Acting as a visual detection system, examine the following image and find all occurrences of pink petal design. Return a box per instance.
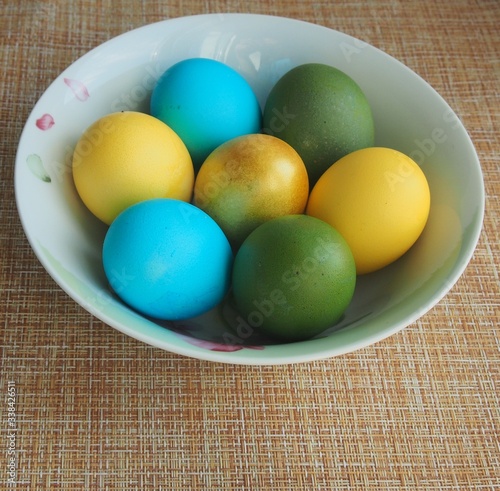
[36,113,55,130]
[176,333,264,352]
[64,77,90,101]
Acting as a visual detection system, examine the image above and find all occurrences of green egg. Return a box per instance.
[232,215,356,342]
[263,63,375,186]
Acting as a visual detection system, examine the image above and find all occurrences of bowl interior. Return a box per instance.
[15,14,484,364]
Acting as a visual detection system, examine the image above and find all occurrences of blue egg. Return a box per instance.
[150,58,262,170]
[102,198,233,320]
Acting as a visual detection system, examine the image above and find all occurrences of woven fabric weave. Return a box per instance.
[1,1,499,489]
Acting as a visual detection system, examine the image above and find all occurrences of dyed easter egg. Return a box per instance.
[102,198,233,320]
[150,58,262,170]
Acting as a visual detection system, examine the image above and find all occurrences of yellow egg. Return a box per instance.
[73,111,194,225]
[306,147,431,275]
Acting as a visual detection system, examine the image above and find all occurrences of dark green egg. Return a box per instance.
[263,63,375,186]
[232,215,356,342]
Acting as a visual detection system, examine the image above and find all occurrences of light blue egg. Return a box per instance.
[150,58,262,170]
[102,198,233,320]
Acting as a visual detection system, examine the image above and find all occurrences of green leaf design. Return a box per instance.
[26,154,51,183]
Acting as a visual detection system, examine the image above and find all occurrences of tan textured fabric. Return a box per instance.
[1,1,499,489]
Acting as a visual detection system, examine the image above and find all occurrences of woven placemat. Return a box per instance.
[1,1,499,489]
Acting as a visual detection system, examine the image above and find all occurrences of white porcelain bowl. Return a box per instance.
[15,14,484,364]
